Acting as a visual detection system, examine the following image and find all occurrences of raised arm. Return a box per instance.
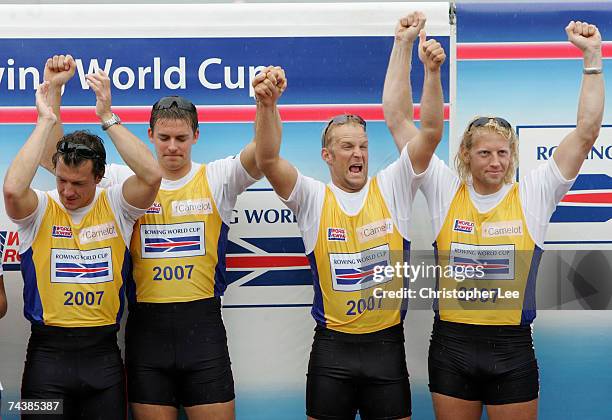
[4,82,57,219]
[383,12,446,174]
[383,11,425,151]
[86,70,161,209]
[41,54,76,173]
[253,66,298,200]
[238,69,278,180]
[553,21,605,180]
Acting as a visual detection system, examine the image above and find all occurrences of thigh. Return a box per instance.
[306,336,358,420]
[22,341,79,420]
[358,340,411,420]
[307,373,357,420]
[358,380,411,420]
[486,399,538,420]
[184,400,235,420]
[432,392,483,420]
[131,403,178,420]
[126,314,178,406]
[428,327,480,401]
[175,316,235,407]
[22,341,73,398]
[484,363,539,406]
[482,345,539,405]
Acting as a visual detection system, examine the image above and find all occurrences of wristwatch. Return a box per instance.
[101,113,122,131]
[583,67,603,75]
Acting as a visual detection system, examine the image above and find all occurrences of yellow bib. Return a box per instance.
[308,179,408,334]
[128,165,227,303]
[21,191,129,327]
[434,183,541,325]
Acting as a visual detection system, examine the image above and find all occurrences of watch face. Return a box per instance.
[103,114,121,130]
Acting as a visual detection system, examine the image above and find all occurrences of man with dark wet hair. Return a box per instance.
[4,68,161,418]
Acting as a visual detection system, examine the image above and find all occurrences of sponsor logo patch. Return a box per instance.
[327,227,347,242]
[79,222,118,244]
[52,225,73,238]
[52,247,113,284]
[172,198,213,216]
[481,220,523,238]
[453,219,475,234]
[141,222,205,259]
[329,244,392,291]
[449,243,515,280]
[146,202,162,214]
[356,219,393,243]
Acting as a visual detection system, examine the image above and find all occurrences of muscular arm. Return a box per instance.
[3,83,56,220]
[41,55,77,173]
[253,67,298,200]
[383,12,445,174]
[553,21,605,180]
[239,141,263,180]
[86,71,161,209]
[383,12,423,152]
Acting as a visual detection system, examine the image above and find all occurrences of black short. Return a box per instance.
[125,297,234,407]
[306,324,411,420]
[428,319,539,405]
[21,324,126,420]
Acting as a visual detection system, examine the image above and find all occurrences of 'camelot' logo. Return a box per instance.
[172,198,213,216]
[482,220,523,238]
[356,219,393,243]
[79,222,118,244]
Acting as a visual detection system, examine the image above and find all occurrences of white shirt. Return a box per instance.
[102,153,258,226]
[420,154,575,248]
[13,184,145,253]
[282,145,426,254]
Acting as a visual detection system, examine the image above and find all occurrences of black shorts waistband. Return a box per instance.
[29,323,119,350]
[31,323,119,337]
[314,323,404,343]
[130,296,221,314]
[433,319,532,338]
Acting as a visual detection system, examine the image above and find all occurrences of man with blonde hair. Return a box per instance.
[256,11,445,420]
[384,20,604,420]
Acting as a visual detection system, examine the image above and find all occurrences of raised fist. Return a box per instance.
[43,54,76,89]
[395,11,426,44]
[566,21,601,53]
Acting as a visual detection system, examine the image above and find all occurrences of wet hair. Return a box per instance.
[150,96,199,134]
[454,116,518,184]
[52,130,106,179]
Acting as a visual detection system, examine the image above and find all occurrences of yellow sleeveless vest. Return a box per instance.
[21,190,129,327]
[434,183,542,325]
[128,165,227,303]
[308,179,408,334]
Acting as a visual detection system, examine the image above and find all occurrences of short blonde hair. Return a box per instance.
[321,114,367,148]
[454,116,519,184]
